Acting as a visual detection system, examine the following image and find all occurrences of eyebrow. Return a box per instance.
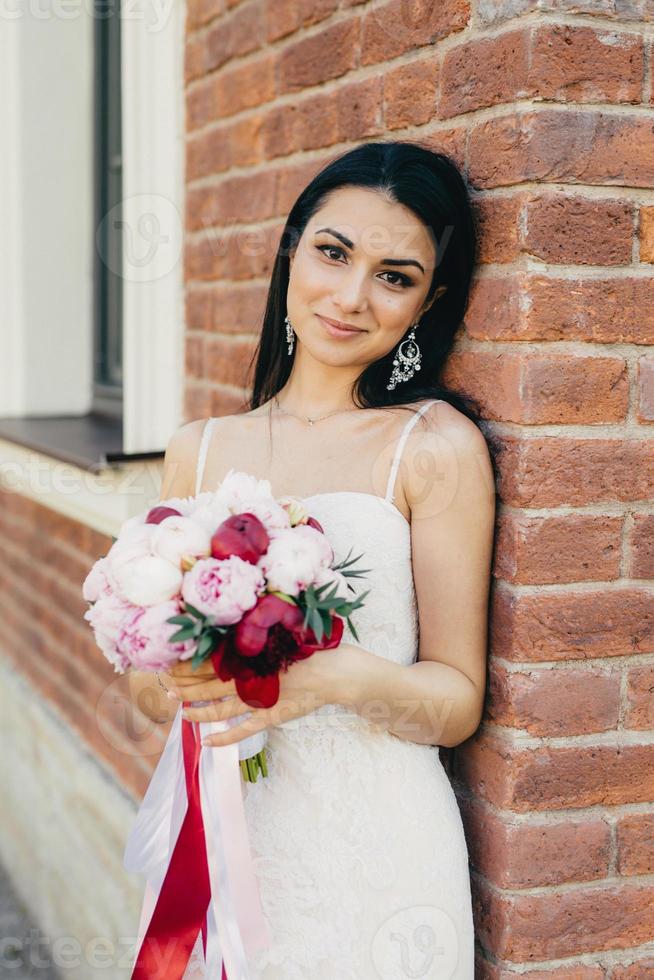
[315,227,425,275]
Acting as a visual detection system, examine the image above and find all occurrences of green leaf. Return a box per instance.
[169,626,197,643]
[346,616,360,643]
[167,615,193,627]
[184,602,205,620]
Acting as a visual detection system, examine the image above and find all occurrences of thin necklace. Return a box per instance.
[272,394,360,426]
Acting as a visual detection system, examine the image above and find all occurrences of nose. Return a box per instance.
[333,266,369,314]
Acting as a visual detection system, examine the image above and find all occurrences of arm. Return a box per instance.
[127,418,208,724]
[334,406,496,748]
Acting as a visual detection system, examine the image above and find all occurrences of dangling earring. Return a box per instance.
[284,314,295,355]
[386,321,421,391]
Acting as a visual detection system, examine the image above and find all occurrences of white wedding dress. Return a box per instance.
[135,398,476,980]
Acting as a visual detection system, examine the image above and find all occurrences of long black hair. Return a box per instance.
[245,139,483,428]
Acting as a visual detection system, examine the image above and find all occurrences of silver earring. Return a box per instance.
[284,315,295,355]
[386,321,421,391]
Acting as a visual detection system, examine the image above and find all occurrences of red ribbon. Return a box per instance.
[131,715,218,979]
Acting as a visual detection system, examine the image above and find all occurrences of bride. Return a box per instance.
[127,139,496,979]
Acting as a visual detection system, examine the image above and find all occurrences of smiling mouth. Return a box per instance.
[317,314,366,335]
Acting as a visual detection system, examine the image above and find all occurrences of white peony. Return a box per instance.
[258,523,334,597]
[150,515,212,567]
[112,553,183,606]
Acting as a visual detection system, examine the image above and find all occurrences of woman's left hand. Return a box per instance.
[164,644,352,747]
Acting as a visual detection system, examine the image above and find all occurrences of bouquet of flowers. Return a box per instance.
[82,469,370,781]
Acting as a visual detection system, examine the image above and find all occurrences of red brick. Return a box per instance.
[186,283,267,334]
[487,661,621,736]
[530,24,643,105]
[491,587,654,662]
[461,795,611,887]
[523,191,634,265]
[186,53,276,130]
[471,192,524,264]
[439,29,530,118]
[265,0,339,42]
[202,2,266,74]
[617,812,654,876]
[187,0,224,32]
[185,220,280,281]
[469,109,654,190]
[636,355,654,422]
[205,335,258,388]
[384,57,439,130]
[493,512,623,585]
[277,19,359,94]
[624,665,654,731]
[640,206,654,262]
[444,350,628,423]
[185,334,205,379]
[472,872,654,962]
[185,35,205,84]
[494,434,654,507]
[186,115,264,182]
[361,0,469,65]
[465,274,654,343]
[336,77,383,141]
[628,513,654,578]
[459,730,654,811]
[296,91,340,151]
[183,385,214,422]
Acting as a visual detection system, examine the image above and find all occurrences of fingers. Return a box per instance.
[167,676,237,700]
[168,658,218,680]
[201,711,269,746]
[182,695,252,723]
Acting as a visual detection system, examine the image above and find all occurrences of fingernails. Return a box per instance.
[167,690,179,700]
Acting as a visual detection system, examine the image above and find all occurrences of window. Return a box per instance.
[93,0,123,419]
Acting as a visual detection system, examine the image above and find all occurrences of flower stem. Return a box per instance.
[239,749,269,782]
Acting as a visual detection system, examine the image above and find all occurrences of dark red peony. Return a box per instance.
[210,593,344,709]
[211,512,269,564]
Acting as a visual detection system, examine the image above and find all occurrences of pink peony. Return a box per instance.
[84,592,139,673]
[212,469,291,532]
[182,555,265,625]
[82,556,116,603]
[115,600,195,671]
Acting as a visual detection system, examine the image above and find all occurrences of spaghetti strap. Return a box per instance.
[384,399,442,505]
[195,417,217,496]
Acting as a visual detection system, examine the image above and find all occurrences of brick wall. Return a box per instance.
[182,1,654,976]
[0,491,166,802]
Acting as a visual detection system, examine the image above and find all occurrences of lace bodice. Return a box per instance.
[180,398,476,979]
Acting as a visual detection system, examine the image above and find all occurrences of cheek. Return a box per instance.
[291,251,332,293]
[373,292,414,326]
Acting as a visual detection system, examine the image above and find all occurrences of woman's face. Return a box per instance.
[286,186,445,369]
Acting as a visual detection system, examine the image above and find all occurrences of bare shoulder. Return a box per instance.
[402,399,495,522]
[159,417,213,501]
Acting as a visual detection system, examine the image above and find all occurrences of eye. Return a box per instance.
[379,270,413,289]
[315,244,413,289]
[316,243,345,262]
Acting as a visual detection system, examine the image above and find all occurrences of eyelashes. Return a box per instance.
[314,243,414,289]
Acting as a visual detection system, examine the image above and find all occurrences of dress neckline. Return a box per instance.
[302,490,409,529]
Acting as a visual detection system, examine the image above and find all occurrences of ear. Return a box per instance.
[421,284,448,317]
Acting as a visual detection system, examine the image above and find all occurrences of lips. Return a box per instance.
[317,314,365,334]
